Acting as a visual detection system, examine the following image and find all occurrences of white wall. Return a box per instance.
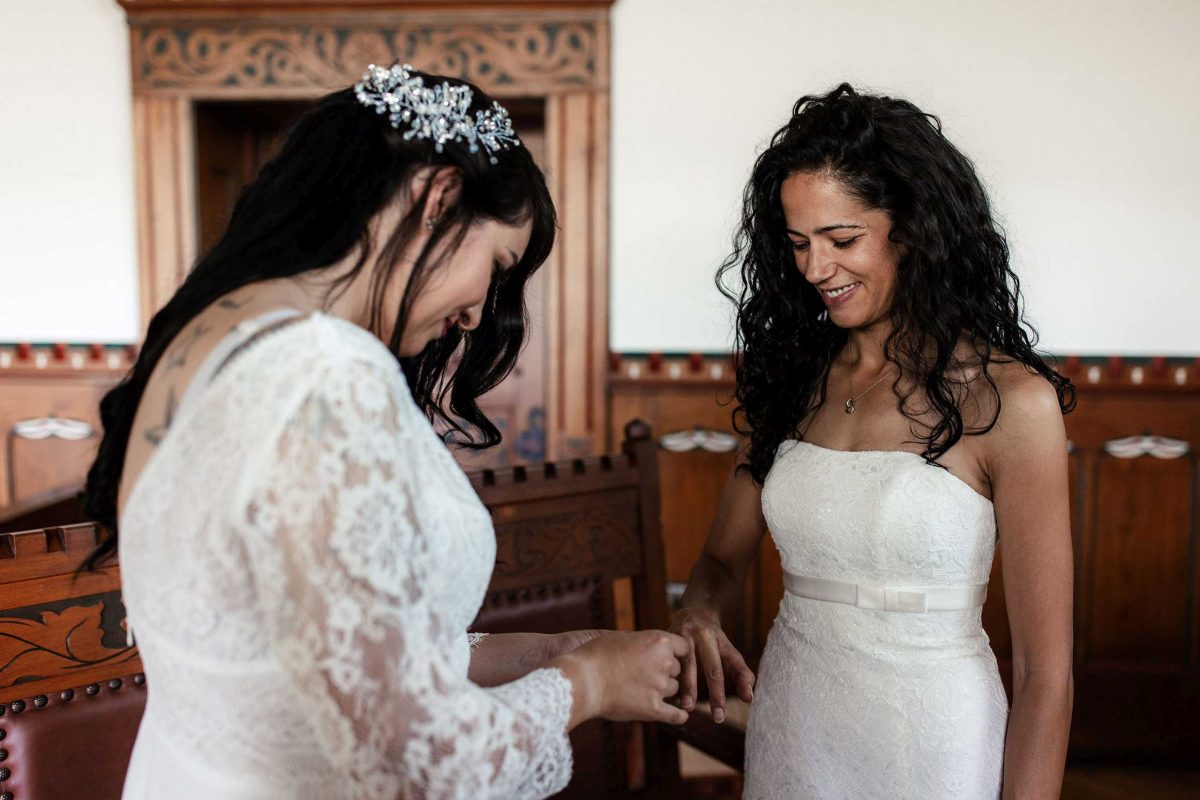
[1,1,1196,353]
[610,0,1200,354]
[0,0,139,343]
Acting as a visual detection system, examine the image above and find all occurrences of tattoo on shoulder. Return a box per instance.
[164,324,211,371]
[217,294,254,311]
[144,387,177,446]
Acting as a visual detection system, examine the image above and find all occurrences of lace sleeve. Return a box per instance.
[239,358,573,799]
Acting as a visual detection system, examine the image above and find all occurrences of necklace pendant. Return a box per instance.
[844,398,856,414]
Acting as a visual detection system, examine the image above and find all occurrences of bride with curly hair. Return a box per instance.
[672,84,1075,799]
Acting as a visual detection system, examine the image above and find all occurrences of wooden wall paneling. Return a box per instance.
[0,377,112,507]
[194,100,312,255]
[542,93,566,462]
[1084,453,1194,665]
[544,91,606,459]
[1071,445,1094,687]
[1069,449,1199,759]
[0,347,133,513]
[608,382,737,449]
[608,384,740,586]
[588,89,611,459]
[1056,380,1200,759]
[133,94,197,326]
[1193,455,1200,671]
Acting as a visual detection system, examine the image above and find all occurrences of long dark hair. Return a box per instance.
[718,83,1074,484]
[84,69,556,566]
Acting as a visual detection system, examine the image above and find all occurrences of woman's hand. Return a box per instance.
[670,605,755,723]
[552,630,690,729]
[669,462,766,722]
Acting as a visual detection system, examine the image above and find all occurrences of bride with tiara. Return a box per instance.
[85,64,689,799]
[671,85,1075,799]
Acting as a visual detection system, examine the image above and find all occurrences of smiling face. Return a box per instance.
[780,171,903,331]
[397,216,533,357]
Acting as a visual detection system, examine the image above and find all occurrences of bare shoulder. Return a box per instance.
[991,361,1064,429]
[979,359,1067,464]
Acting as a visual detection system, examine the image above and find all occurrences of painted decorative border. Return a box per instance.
[0,344,134,375]
[608,353,1200,391]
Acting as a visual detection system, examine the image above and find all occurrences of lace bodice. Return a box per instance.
[119,313,573,800]
[764,439,996,588]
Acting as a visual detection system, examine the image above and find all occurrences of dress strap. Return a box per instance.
[174,308,305,418]
[782,570,987,613]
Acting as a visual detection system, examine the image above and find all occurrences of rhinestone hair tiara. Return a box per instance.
[354,63,520,163]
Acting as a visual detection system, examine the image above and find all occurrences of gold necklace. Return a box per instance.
[844,368,892,414]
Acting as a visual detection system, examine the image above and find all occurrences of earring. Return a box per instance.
[425,216,438,230]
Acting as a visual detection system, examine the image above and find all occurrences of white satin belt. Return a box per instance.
[783,571,988,613]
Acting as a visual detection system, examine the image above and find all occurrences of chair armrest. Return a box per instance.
[659,699,747,773]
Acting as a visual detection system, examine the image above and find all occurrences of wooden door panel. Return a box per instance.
[1084,454,1194,664]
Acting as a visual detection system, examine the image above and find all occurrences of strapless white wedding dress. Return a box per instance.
[744,440,1009,799]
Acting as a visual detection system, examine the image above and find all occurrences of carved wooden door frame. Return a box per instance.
[117,0,613,458]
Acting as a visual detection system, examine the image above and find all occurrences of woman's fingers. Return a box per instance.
[678,637,698,711]
[656,697,689,725]
[696,631,727,722]
[668,657,682,679]
[721,639,756,702]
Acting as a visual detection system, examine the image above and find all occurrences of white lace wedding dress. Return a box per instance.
[119,312,573,800]
[744,440,1009,799]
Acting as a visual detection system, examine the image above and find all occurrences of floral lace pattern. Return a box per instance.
[744,440,1008,800]
[119,314,572,800]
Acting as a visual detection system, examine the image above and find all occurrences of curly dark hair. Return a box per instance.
[84,69,555,567]
[718,83,1075,484]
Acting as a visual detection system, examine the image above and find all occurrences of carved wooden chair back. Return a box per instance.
[469,419,680,799]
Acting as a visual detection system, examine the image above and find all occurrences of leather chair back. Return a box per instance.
[0,676,146,800]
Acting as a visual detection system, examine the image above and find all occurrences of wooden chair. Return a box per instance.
[469,419,681,798]
[0,522,143,800]
[0,485,89,535]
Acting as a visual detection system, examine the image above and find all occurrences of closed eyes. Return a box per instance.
[790,236,862,251]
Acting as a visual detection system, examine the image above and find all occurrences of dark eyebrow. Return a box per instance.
[786,224,866,237]
[506,248,519,269]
